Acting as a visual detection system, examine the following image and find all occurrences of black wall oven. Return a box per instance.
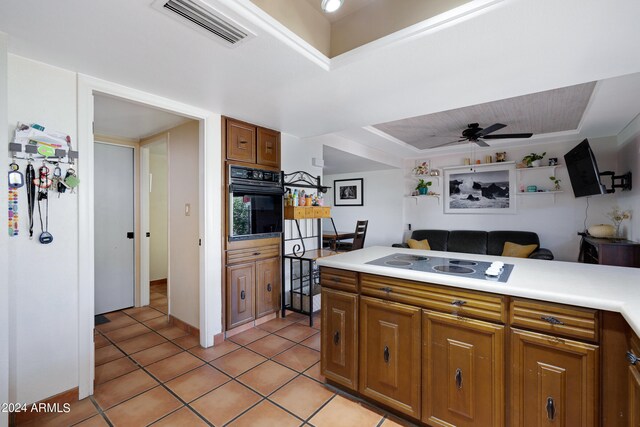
[229,165,283,241]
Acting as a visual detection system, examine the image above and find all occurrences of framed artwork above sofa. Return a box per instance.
[444,162,516,214]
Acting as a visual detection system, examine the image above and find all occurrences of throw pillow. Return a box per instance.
[502,241,537,258]
[407,239,431,250]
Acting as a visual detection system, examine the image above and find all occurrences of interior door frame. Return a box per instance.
[77,75,222,399]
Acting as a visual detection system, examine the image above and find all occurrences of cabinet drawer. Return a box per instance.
[509,298,599,342]
[226,244,280,265]
[320,267,358,292]
[361,274,506,323]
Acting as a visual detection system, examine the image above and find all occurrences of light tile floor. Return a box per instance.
[20,292,416,426]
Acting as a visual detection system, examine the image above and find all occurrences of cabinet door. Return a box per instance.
[630,365,640,427]
[226,119,256,163]
[321,288,358,390]
[510,328,599,426]
[226,263,255,329]
[257,127,280,168]
[255,257,280,318]
[422,310,504,427]
[359,296,421,419]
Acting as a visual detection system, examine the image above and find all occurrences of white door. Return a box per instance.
[94,142,135,314]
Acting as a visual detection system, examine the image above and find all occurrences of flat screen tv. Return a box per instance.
[564,139,607,198]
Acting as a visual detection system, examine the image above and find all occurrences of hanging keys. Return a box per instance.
[64,167,80,193]
[8,161,24,188]
[34,165,52,189]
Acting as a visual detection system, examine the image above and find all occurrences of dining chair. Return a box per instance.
[336,220,368,251]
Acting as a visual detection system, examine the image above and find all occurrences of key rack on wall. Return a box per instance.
[8,122,78,164]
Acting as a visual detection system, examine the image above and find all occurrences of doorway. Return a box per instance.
[77,76,221,399]
[94,142,135,314]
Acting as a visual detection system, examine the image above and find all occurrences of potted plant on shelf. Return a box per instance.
[522,152,546,167]
[416,179,432,195]
[549,176,561,191]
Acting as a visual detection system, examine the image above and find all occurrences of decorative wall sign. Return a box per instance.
[334,178,363,206]
[444,163,516,214]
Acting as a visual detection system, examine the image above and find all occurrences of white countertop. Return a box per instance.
[316,246,640,336]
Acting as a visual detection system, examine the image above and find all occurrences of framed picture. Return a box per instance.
[444,163,516,214]
[334,178,364,206]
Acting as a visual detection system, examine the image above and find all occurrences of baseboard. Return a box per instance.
[213,332,225,345]
[225,312,278,338]
[11,387,78,426]
[150,278,167,286]
[169,315,199,337]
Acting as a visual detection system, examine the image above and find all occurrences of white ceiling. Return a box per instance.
[323,145,397,175]
[94,95,191,140]
[2,0,640,166]
[304,0,374,23]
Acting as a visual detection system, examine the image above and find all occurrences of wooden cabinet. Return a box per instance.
[510,328,599,426]
[224,117,280,168]
[225,241,281,330]
[321,288,358,390]
[580,236,640,268]
[359,296,421,419]
[255,257,280,318]
[630,365,640,427]
[226,263,255,329]
[422,310,504,427]
[226,118,256,164]
[257,127,280,168]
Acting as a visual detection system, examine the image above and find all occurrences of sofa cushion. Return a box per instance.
[407,239,431,250]
[502,242,538,258]
[448,231,487,254]
[410,230,448,251]
[488,231,540,256]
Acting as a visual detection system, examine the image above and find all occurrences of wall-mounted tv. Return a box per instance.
[564,139,607,198]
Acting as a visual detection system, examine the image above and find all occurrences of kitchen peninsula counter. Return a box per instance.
[316,246,640,335]
[317,246,640,425]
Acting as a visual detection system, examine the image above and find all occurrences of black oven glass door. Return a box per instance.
[230,184,283,240]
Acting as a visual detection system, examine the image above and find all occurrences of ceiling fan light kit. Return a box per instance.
[321,0,344,13]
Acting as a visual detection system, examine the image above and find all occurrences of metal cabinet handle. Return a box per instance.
[267,283,272,292]
[541,316,564,325]
[333,331,340,345]
[383,346,390,363]
[253,252,261,256]
[240,290,246,300]
[239,140,248,144]
[455,368,463,389]
[379,287,393,293]
[627,350,639,365]
[546,397,555,420]
[332,277,341,282]
[451,300,466,307]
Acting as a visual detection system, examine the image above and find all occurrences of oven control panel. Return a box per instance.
[230,165,281,184]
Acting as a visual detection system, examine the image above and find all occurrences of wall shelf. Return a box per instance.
[516,190,564,203]
[405,194,440,205]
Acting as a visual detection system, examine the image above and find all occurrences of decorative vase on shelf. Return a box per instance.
[531,159,542,167]
[418,187,428,195]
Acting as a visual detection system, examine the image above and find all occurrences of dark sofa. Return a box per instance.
[392,229,554,260]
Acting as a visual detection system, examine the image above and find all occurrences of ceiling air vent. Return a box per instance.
[152,0,253,47]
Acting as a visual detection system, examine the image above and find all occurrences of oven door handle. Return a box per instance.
[229,183,283,195]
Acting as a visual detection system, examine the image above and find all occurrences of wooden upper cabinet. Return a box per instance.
[510,328,599,427]
[422,310,505,427]
[359,296,421,419]
[321,288,358,390]
[226,118,256,163]
[257,127,280,168]
[255,257,280,318]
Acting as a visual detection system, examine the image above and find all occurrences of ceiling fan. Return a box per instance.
[431,123,533,148]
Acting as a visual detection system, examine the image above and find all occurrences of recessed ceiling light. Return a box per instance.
[321,0,344,13]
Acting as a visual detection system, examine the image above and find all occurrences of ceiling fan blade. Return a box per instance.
[483,133,533,139]
[429,138,467,149]
[476,123,506,137]
[475,139,490,147]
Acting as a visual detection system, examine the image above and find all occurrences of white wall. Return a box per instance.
[323,169,405,247]
[149,148,168,281]
[7,56,79,404]
[617,114,640,241]
[168,121,200,328]
[0,32,10,427]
